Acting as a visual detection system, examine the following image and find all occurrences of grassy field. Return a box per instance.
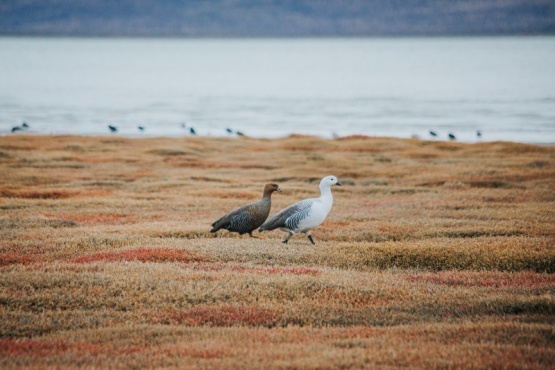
[0,134,554,369]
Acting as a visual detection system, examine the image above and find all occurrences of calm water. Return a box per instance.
[1,37,554,143]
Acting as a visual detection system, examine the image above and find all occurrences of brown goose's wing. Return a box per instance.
[211,198,270,234]
[210,205,247,233]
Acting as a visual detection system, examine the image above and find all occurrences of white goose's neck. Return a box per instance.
[319,184,334,211]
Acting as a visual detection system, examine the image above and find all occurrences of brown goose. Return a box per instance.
[210,183,281,237]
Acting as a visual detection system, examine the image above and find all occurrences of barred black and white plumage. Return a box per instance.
[259,176,341,245]
[258,199,312,232]
[210,183,281,237]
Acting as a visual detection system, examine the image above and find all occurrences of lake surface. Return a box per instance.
[1,37,554,143]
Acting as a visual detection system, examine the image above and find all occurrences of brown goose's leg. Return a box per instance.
[249,231,264,239]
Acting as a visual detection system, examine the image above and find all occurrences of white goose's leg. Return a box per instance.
[306,230,315,245]
[282,231,294,244]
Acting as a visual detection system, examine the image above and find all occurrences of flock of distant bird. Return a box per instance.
[9,121,482,141]
[107,125,480,140]
[9,121,244,137]
[107,122,244,137]
[107,125,482,140]
[428,130,482,141]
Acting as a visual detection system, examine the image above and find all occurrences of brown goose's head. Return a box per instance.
[263,183,282,197]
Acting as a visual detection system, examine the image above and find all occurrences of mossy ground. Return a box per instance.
[1,135,554,368]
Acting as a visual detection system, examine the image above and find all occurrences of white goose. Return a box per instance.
[258,175,341,244]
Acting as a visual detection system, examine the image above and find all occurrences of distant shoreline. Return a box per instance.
[3,133,554,146]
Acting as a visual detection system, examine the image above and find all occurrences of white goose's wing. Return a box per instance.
[259,199,314,232]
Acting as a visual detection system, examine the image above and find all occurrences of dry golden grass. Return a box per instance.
[1,134,554,369]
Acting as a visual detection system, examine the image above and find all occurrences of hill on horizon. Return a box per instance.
[1,0,554,37]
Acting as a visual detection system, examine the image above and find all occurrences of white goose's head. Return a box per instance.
[320,175,341,189]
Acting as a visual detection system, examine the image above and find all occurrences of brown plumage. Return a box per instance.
[210,183,281,237]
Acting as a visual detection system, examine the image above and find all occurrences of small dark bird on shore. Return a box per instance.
[448,133,456,140]
[189,127,197,135]
[108,125,118,133]
[476,130,482,138]
[226,128,245,137]
[211,183,282,237]
[138,126,145,132]
[11,122,30,133]
[429,130,437,137]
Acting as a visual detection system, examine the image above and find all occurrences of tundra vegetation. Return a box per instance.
[0,135,554,369]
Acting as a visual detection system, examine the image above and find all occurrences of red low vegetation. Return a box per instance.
[0,339,102,358]
[0,252,35,267]
[68,247,204,264]
[0,338,142,359]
